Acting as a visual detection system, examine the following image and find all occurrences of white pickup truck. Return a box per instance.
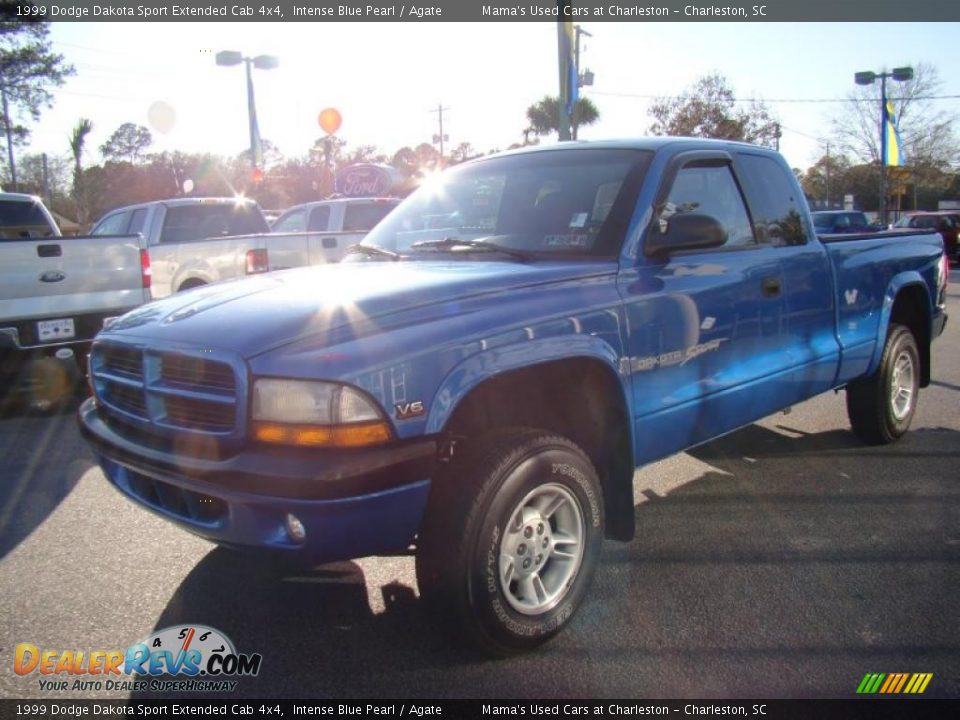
[266,197,400,266]
[1,192,151,409]
[92,196,399,298]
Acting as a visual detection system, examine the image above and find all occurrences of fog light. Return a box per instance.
[286,513,306,543]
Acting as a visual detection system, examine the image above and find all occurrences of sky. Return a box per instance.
[16,21,960,176]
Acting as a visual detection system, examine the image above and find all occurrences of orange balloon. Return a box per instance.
[318,108,342,135]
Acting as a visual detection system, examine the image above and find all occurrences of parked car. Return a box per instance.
[892,211,959,260]
[267,197,400,264]
[1,193,150,408]
[80,139,949,655]
[811,210,882,234]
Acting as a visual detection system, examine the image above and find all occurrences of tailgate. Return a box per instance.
[0,234,148,326]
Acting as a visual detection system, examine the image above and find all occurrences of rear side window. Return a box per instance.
[343,202,397,232]
[736,153,810,246]
[0,199,57,239]
[159,203,269,243]
[91,211,131,236]
[273,208,306,233]
[307,206,331,232]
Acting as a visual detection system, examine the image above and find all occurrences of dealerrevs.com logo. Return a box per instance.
[14,625,262,693]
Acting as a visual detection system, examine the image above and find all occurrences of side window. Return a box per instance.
[273,209,306,233]
[736,153,810,246]
[658,163,755,249]
[127,208,147,236]
[91,211,131,236]
[307,206,331,232]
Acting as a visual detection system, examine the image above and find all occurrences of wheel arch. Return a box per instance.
[869,276,932,387]
[430,345,637,542]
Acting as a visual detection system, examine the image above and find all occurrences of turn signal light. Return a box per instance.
[252,420,392,448]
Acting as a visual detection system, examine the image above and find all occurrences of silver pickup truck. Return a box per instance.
[92,196,399,298]
[0,192,150,409]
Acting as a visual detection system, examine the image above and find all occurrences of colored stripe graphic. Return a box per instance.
[857,672,932,694]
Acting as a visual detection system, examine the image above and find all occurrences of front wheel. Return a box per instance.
[846,323,920,444]
[416,428,604,656]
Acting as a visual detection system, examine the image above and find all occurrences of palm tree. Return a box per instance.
[69,118,93,223]
[525,96,600,140]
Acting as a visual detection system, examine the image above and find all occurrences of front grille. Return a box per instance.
[109,383,147,417]
[164,395,235,432]
[92,343,242,437]
[103,346,143,378]
[126,471,226,525]
[160,353,235,392]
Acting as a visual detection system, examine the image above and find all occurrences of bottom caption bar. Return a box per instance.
[1,700,958,719]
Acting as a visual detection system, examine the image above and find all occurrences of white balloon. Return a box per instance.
[147,101,176,134]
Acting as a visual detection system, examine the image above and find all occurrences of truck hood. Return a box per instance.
[103,261,615,358]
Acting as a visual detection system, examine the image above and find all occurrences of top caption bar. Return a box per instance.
[4,0,959,22]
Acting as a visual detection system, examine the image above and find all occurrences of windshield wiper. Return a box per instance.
[346,244,401,261]
[410,237,534,261]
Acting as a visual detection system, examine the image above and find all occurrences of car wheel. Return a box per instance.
[416,427,604,656]
[846,323,920,444]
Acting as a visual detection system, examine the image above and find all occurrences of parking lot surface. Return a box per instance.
[1,277,958,700]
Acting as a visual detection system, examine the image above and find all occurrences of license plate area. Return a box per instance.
[37,318,75,342]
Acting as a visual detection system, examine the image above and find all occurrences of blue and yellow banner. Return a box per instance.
[883,99,905,166]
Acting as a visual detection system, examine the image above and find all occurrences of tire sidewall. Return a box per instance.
[464,443,603,652]
[880,327,920,439]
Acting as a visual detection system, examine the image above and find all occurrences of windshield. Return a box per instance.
[359,148,651,259]
[0,199,57,240]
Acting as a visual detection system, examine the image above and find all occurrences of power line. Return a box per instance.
[587,90,960,104]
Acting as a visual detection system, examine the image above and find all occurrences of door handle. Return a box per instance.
[761,276,782,297]
[37,244,62,258]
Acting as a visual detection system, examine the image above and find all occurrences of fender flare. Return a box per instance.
[865,272,931,378]
[424,334,631,437]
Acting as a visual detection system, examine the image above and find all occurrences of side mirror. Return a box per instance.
[647,212,727,256]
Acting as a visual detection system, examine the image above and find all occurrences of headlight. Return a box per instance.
[251,379,392,448]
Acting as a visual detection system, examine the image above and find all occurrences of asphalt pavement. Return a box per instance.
[1,276,958,700]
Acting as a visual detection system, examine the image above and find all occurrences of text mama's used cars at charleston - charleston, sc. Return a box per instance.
[79,138,948,655]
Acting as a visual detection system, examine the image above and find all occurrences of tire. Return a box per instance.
[416,427,604,656]
[846,323,920,445]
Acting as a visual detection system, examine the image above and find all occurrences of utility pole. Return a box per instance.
[1,85,17,191]
[824,141,831,208]
[431,104,449,160]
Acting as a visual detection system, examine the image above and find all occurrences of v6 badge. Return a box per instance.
[395,400,425,420]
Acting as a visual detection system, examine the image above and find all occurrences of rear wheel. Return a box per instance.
[416,428,604,656]
[846,323,920,444]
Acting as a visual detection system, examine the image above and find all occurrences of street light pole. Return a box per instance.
[216,50,278,182]
[854,66,913,225]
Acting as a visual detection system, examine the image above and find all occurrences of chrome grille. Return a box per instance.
[160,353,236,392]
[92,343,241,436]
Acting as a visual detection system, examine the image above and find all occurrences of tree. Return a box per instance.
[801,150,853,207]
[647,73,780,146]
[0,22,75,187]
[830,63,960,210]
[69,118,94,224]
[830,63,958,168]
[526,96,600,140]
[100,123,153,164]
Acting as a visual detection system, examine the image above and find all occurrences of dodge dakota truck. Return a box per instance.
[79,139,948,655]
[1,192,151,409]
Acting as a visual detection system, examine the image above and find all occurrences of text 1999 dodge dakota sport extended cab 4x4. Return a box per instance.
[79,139,948,655]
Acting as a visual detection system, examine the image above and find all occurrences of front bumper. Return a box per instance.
[79,398,436,561]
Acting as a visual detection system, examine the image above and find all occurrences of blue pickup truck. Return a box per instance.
[79,139,949,655]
